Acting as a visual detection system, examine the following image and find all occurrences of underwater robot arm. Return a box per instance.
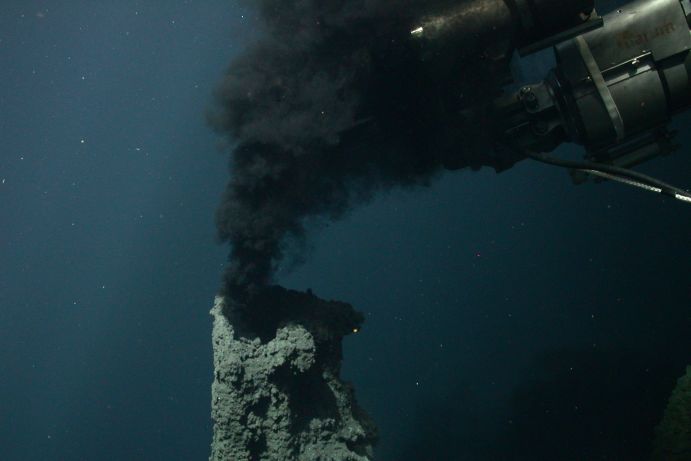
[415,0,691,200]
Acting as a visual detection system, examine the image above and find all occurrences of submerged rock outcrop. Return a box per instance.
[209,288,377,461]
[653,366,691,461]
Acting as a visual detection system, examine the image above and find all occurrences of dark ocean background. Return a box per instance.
[1,1,690,460]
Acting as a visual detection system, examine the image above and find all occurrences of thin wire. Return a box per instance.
[580,169,662,193]
[582,168,691,205]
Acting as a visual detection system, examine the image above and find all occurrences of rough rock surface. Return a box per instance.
[653,366,691,461]
[209,288,377,461]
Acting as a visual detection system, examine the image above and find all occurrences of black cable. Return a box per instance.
[524,150,691,200]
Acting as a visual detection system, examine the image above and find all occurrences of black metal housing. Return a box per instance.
[410,0,595,62]
[497,0,691,171]
[555,0,691,153]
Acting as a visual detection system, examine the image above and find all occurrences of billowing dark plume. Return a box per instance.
[210,0,502,312]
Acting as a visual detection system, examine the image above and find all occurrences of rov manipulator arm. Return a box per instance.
[492,0,691,202]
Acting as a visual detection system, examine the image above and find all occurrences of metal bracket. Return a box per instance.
[681,0,691,21]
[575,35,626,142]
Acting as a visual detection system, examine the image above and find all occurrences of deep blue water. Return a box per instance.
[2,1,691,460]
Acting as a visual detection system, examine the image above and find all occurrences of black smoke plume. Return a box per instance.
[210,0,506,318]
